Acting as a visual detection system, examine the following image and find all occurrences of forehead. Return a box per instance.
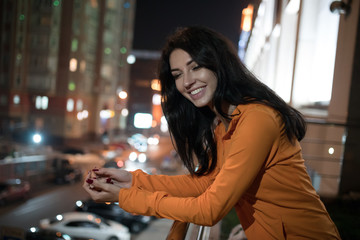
[169,49,192,68]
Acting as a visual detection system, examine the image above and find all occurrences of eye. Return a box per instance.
[192,65,201,71]
[172,73,181,80]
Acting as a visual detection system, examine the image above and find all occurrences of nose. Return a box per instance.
[183,72,195,89]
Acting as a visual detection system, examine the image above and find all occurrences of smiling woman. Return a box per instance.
[83,26,341,240]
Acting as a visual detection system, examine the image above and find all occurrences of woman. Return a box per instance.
[84,26,340,239]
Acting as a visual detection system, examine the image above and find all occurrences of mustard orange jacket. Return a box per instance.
[118,104,341,239]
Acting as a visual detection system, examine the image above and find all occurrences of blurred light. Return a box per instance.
[104,48,112,55]
[127,54,136,64]
[138,153,147,163]
[63,234,71,240]
[151,79,161,91]
[129,151,137,161]
[100,110,115,119]
[117,160,124,168]
[77,110,89,120]
[56,214,63,221]
[19,14,25,21]
[53,0,60,7]
[80,60,86,72]
[241,4,254,32]
[68,82,76,91]
[147,137,159,145]
[120,47,127,54]
[36,96,42,109]
[41,96,48,109]
[35,96,48,110]
[272,24,281,38]
[118,90,128,99]
[328,147,335,155]
[75,200,83,208]
[69,58,77,72]
[29,227,37,233]
[152,94,161,105]
[121,108,129,117]
[33,133,42,144]
[134,113,152,129]
[160,116,168,132]
[76,99,83,111]
[13,95,20,105]
[124,2,130,8]
[67,98,74,112]
[71,39,78,52]
[285,0,300,14]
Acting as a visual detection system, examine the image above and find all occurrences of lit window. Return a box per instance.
[69,58,77,72]
[68,82,76,91]
[35,96,48,110]
[13,95,20,105]
[71,39,78,52]
[41,96,48,109]
[80,60,86,72]
[67,98,74,112]
[36,96,42,109]
[76,99,83,111]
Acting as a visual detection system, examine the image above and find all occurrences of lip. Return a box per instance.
[188,86,206,100]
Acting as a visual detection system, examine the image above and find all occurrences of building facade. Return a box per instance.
[0,0,136,145]
[242,0,360,197]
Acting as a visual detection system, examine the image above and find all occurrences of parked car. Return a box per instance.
[0,178,31,206]
[26,227,75,240]
[39,212,130,240]
[75,199,151,233]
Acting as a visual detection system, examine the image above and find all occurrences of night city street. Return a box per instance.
[1,0,360,239]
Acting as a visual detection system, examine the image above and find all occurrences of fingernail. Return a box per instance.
[86,179,93,184]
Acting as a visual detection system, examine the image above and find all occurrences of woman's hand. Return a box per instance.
[83,168,133,203]
[92,167,133,189]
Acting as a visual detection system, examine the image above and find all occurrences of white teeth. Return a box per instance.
[191,87,204,95]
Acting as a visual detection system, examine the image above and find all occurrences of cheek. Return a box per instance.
[175,81,183,93]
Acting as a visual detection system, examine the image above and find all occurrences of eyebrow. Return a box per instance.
[171,59,195,72]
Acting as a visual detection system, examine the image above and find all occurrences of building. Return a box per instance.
[241,0,360,196]
[0,0,136,145]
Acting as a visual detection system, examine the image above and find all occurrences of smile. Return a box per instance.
[191,87,205,95]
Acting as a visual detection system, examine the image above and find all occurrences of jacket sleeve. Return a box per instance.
[119,109,280,226]
[130,168,219,197]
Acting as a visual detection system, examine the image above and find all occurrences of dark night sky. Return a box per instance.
[132,0,251,51]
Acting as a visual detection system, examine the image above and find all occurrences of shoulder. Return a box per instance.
[235,104,281,124]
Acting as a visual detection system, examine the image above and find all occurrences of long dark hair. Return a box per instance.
[158,26,306,176]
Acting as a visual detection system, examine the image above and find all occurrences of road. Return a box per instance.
[0,182,89,230]
[0,136,177,232]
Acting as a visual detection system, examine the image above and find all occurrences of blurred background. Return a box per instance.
[0,0,359,239]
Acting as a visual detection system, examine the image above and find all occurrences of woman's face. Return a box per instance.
[169,49,217,108]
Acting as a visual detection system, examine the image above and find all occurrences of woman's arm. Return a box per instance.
[118,108,280,226]
[130,168,219,197]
